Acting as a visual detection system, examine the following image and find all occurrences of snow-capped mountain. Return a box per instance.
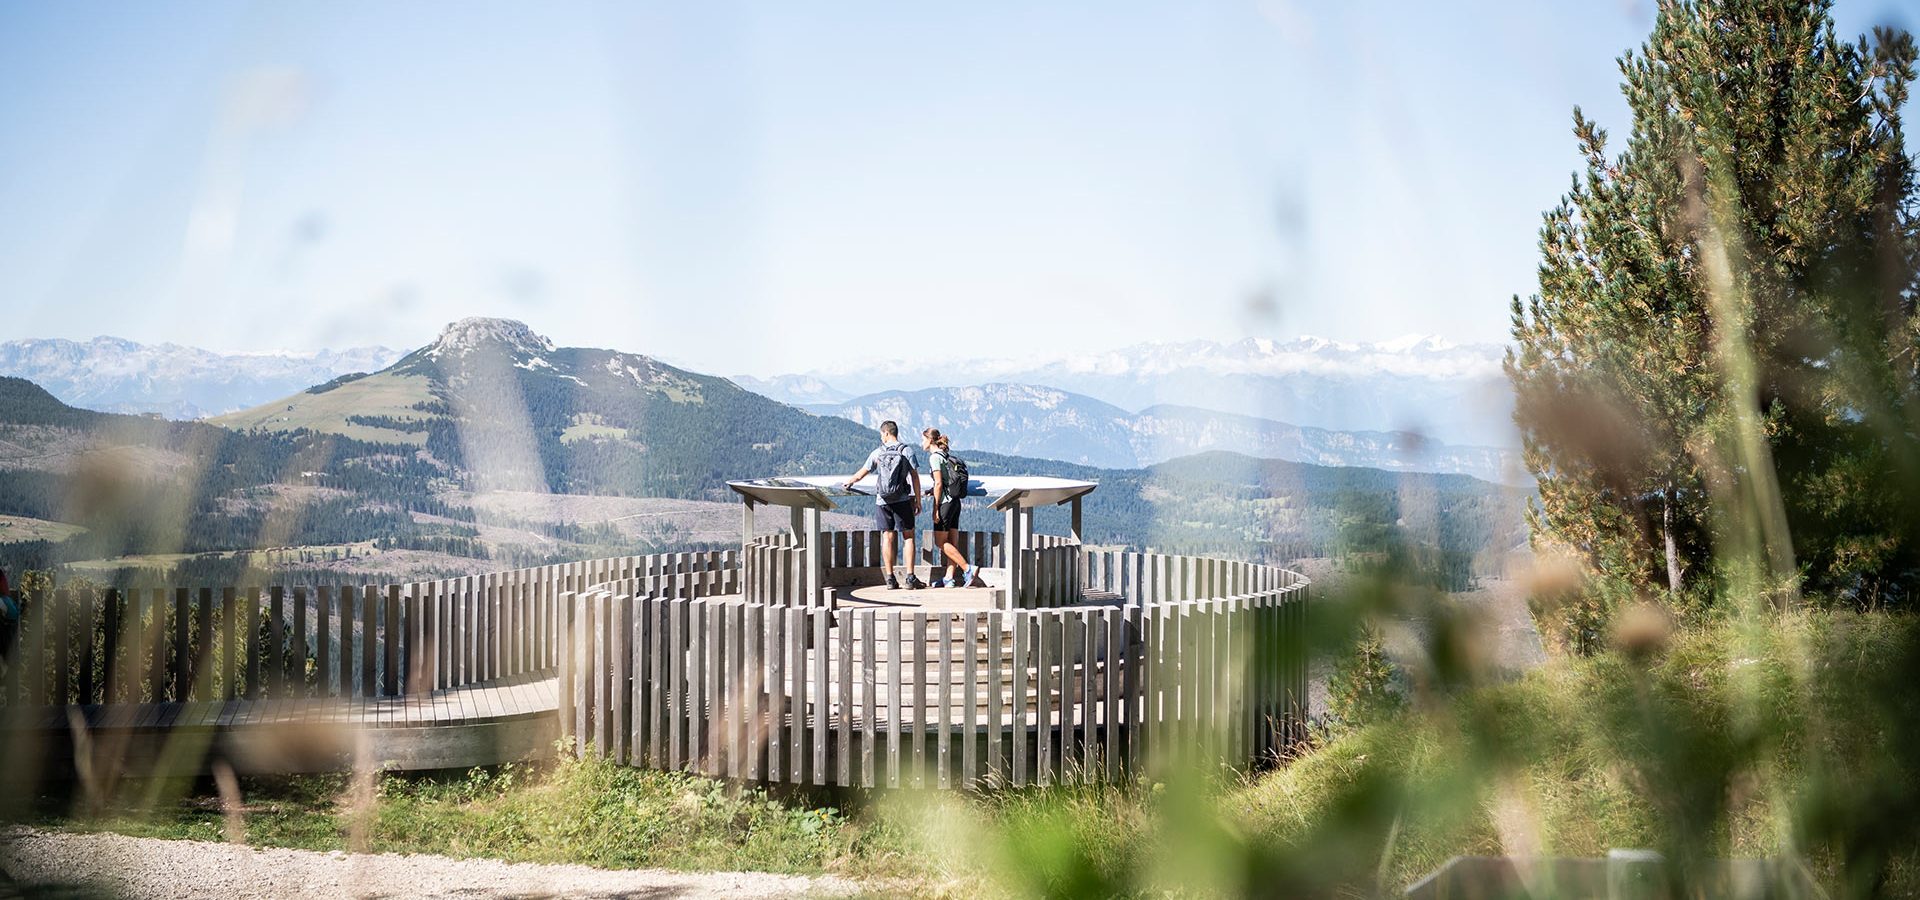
[817,383,1522,483]
[0,336,401,420]
[823,384,1142,467]
[762,335,1516,446]
[729,374,852,406]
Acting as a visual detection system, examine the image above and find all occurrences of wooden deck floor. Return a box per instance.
[831,584,1125,611]
[4,672,559,732]
[3,673,561,776]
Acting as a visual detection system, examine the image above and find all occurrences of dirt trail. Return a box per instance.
[0,826,860,899]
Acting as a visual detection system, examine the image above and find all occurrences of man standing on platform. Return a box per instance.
[842,420,926,590]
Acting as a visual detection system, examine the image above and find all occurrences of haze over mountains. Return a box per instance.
[0,327,1520,481]
[818,384,1519,484]
[740,335,1517,447]
[0,337,401,420]
[0,319,1527,591]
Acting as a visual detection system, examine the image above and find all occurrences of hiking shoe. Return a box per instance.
[885,574,900,590]
[905,574,926,590]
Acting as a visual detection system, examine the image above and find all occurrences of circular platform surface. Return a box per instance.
[833,582,1004,611]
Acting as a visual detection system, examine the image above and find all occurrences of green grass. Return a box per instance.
[209,370,435,445]
[25,611,1920,897]
[32,757,903,879]
[0,514,87,543]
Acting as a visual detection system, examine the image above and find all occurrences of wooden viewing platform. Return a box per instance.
[0,474,1310,790]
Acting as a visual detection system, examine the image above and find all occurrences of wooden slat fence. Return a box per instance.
[556,552,1309,789]
[0,550,732,707]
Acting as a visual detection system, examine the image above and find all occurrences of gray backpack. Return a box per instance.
[874,443,914,501]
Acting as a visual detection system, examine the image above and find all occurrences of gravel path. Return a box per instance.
[0,827,861,899]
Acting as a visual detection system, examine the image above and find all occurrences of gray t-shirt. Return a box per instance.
[863,441,919,503]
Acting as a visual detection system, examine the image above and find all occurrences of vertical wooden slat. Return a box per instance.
[593,592,611,756]
[1183,601,1201,767]
[765,602,782,781]
[963,610,980,788]
[1104,606,1121,782]
[987,610,1004,783]
[358,585,376,698]
[1122,606,1143,774]
[669,598,686,770]
[860,609,877,788]
[55,587,74,706]
[706,600,722,775]
[1058,611,1077,780]
[745,602,763,781]
[632,595,651,768]
[441,580,455,689]
[266,586,285,697]
[488,577,502,681]
[644,594,663,767]
[314,587,331,697]
[384,585,401,697]
[122,588,139,704]
[141,587,163,704]
[788,607,806,783]
[336,585,352,698]
[1035,613,1054,786]
[72,587,91,706]
[174,587,191,700]
[22,586,48,706]
[887,611,902,788]
[296,586,312,695]
[912,612,928,788]
[195,587,215,701]
[1010,611,1028,787]
[727,602,745,779]
[683,598,698,767]
[218,587,236,701]
[837,609,853,787]
[1080,608,1097,780]
[572,593,590,753]
[812,608,829,785]
[937,612,953,789]
[238,587,259,699]
[407,583,425,695]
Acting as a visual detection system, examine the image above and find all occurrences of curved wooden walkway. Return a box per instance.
[5,672,558,776]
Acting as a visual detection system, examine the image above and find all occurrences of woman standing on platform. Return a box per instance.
[922,428,977,588]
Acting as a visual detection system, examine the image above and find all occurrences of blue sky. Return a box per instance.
[0,1,1911,375]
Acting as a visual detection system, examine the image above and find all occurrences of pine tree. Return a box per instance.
[1508,0,1918,635]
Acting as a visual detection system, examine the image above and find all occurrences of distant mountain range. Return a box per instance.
[740,335,1517,446]
[815,383,1520,484]
[0,337,401,420]
[1,319,1528,588]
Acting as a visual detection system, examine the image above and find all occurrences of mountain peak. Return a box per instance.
[427,318,555,359]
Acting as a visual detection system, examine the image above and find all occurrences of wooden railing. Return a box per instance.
[0,551,736,708]
[556,549,1309,788]
[0,537,1310,790]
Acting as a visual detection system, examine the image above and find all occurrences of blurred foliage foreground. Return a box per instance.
[20,610,1917,898]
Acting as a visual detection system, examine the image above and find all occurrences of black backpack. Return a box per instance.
[874,443,915,501]
[941,452,969,500]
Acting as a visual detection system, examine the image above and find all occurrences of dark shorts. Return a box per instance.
[932,495,962,531]
[874,498,916,533]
